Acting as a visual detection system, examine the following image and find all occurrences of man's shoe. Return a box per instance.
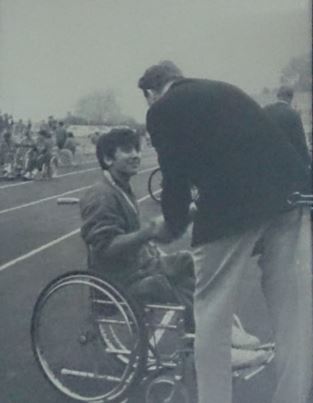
[231,323,261,349]
[23,172,33,181]
[231,348,271,370]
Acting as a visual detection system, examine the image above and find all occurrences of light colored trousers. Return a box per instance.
[192,208,312,403]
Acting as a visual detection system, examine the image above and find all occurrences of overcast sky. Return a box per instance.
[0,0,311,122]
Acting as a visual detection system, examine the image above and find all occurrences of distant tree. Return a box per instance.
[75,89,122,124]
[63,112,88,126]
[280,54,311,91]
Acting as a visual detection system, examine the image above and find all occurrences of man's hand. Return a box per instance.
[189,201,198,220]
[148,216,175,244]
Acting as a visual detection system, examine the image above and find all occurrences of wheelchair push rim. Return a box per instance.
[31,271,147,402]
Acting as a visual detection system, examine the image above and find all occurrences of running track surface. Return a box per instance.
[0,147,277,403]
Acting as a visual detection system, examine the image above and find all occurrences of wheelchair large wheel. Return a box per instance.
[148,168,162,203]
[59,149,74,166]
[31,271,147,402]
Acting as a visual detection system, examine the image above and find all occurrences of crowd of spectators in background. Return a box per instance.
[0,112,78,180]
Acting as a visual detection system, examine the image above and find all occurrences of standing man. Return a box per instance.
[263,85,311,167]
[55,121,68,150]
[138,61,312,403]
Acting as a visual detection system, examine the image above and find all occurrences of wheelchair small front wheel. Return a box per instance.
[145,375,190,403]
[31,271,147,402]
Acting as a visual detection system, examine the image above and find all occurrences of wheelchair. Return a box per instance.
[37,148,75,179]
[0,144,36,180]
[35,191,313,402]
[31,269,275,402]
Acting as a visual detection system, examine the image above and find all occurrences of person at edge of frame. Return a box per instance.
[137,61,312,403]
[263,85,311,168]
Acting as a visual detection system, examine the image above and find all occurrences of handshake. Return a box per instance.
[144,201,198,244]
[144,216,175,244]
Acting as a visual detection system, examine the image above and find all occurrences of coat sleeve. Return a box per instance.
[80,187,127,256]
[147,108,192,237]
[290,111,311,166]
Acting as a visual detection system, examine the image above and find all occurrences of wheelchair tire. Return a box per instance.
[58,149,74,166]
[148,168,162,203]
[144,375,190,403]
[31,271,148,402]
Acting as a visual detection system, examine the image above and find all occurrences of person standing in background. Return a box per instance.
[263,85,311,167]
[55,121,68,150]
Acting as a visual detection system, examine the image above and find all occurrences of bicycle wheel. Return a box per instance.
[31,272,147,402]
[148,168,162,203]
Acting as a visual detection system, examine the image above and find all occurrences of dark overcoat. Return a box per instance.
[147,79,310,245]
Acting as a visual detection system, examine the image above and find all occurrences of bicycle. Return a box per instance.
[148,168,199,204]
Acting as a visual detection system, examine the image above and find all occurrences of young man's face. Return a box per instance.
[109,143,141,178]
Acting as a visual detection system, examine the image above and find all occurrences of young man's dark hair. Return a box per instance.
[138,60,183,94]
[96,128,141,170]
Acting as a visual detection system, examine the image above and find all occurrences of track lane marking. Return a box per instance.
[0,167,98,190]
[0,166,158,215]
[0,192,157,272]
[0,155,157,190]
[0,229,81,272]
[0,186,93,215]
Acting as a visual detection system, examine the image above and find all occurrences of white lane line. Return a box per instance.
[137,166,158,174]
[0,166,158,215]
[0,180,42,190]
[0,192,158,273]
[0,161,158,190]
[0,229,80,273]
[54,167,97,178]
[0,186,93,215]
[0,167,98,190]
[58,165,156,178]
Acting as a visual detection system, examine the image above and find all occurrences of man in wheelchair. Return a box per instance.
[80,128,269,367]
[0,130,16,177]
[23,129,54,180]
